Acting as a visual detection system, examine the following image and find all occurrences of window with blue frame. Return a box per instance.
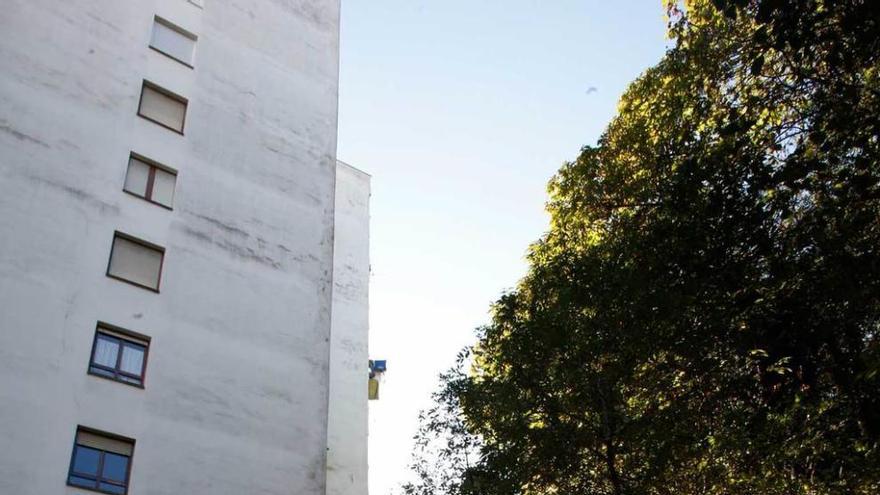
[67,428,134,494]
[88,325,149,387]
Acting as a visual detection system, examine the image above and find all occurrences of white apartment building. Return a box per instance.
[0,1,369,495]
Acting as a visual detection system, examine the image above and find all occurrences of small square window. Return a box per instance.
[88,324,150,387]
[137,81,187,134]
[106,232,165,292]
[68,428,134,495]
[124,153,177,209]
[149,16,197,67]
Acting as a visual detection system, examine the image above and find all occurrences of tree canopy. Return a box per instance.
[403,1,880,494]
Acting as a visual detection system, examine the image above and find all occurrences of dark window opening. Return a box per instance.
[88,325,149,387]
[67,428,134,495]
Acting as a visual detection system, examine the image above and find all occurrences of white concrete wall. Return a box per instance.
[327,161,371,495]
[0,0,343,494]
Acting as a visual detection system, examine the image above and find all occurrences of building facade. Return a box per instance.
[0,1,369,495]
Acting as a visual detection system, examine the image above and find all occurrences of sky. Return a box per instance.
[336,2,670,494]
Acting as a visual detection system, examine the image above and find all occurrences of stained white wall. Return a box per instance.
[0,0,344,494]
[327,161,371,495]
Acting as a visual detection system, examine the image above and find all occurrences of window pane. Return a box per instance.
[123,157,151,198]
[93,335,120,368]
[108,235,163,290]
[120,374,142,385]
[72,446,101,475]
[68,475,97,488]
[119,344,145,376]
[151,168,176,208]
[101,453,129,483]
[90,366,115,378]
[99,482,126,494]
[139,84,186,132]
[151,18,196,65]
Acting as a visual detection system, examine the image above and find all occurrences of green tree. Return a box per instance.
[402,351,483,495]
[404,1,880,494]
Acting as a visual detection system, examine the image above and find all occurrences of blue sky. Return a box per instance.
[337,1,669,493]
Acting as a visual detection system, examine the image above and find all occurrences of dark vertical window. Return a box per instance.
[67,428,134,495]
[88,325,150,387]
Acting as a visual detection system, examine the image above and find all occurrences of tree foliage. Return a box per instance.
[402,350,483,495]
[404,1,880,494]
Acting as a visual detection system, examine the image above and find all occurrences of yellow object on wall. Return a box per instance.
[368,378,379,400]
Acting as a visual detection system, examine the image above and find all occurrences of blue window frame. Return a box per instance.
[67,429,133,495]
[88,325,149,387]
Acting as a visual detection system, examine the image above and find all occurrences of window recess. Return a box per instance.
[67,428,134,495]
[106,232,165,292]
[124,153,177,209]
[149,16,197,67]
[137,81,187,134]
[88,324,150,387]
